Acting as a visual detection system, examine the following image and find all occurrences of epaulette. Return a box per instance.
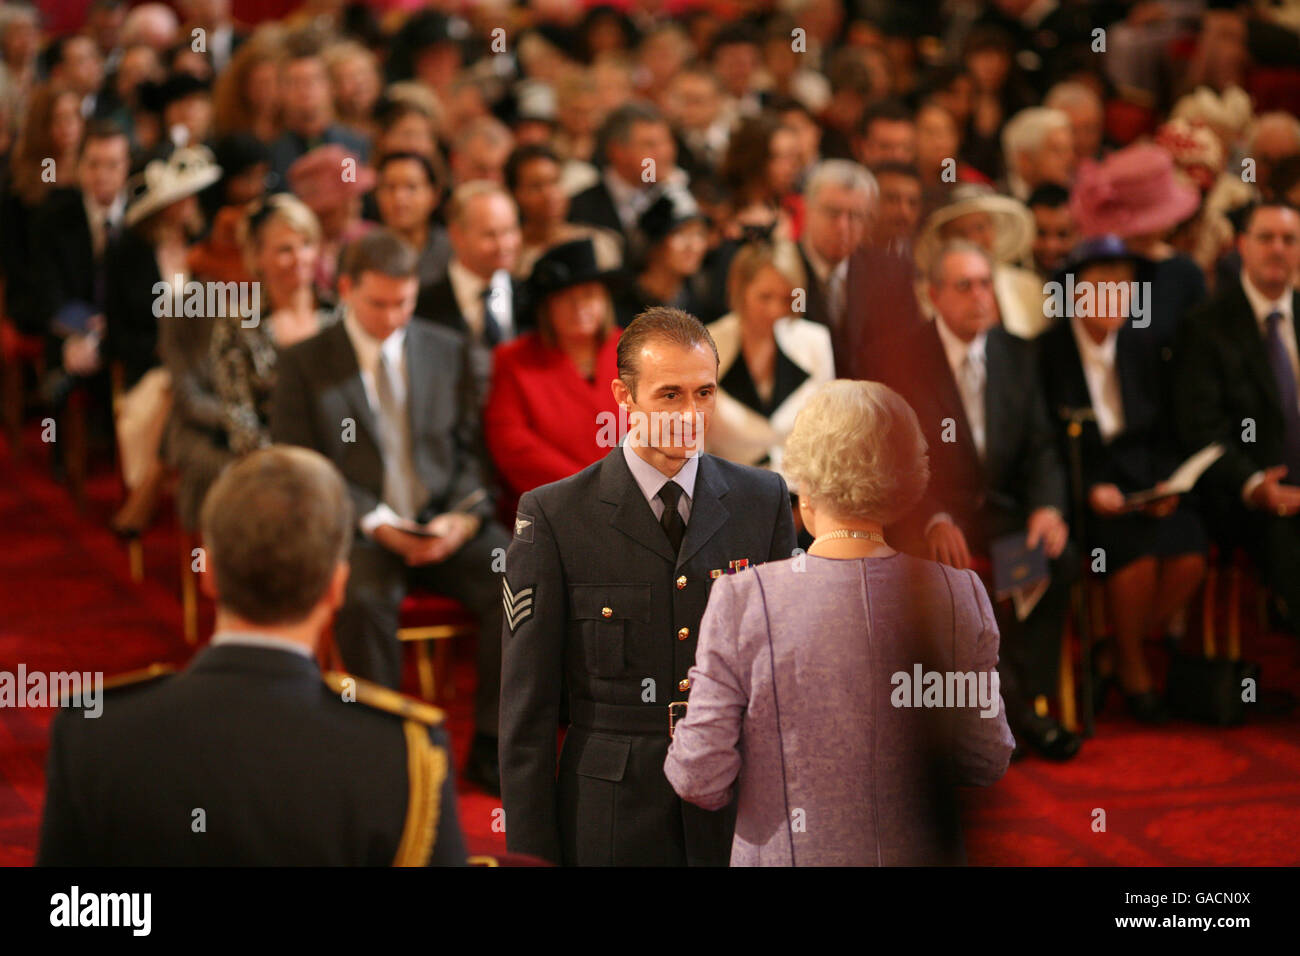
[322,671,445,726]
[102,662,177,692]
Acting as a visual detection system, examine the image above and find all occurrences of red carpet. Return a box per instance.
[2,432,1299,866]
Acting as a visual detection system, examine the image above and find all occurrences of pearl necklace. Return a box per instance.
[812,529,886,545]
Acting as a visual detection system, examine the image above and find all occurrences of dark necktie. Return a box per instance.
[480,283,503,347]
[658,480,686,554]
[1264,310,1300,476]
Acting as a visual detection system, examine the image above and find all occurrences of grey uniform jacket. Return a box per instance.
[499,447,797,865]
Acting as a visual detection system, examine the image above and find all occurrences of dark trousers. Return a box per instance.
[991,542,1080,717]
[335,522,510,737]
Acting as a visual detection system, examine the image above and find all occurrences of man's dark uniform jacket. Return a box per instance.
[37,645,466,866]
[499,447,797,866]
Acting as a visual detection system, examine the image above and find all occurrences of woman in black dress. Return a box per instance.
[1039,236,1208,723]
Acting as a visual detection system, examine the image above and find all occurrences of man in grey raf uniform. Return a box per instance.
[500,306,798,866]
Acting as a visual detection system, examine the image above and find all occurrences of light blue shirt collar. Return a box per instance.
[210,630,315,659]
[621,441,698,517]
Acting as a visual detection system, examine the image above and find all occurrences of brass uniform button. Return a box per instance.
[601,607,613,619]
[678,678,691,692]
[676,575,687,590]
[677,627,690,640]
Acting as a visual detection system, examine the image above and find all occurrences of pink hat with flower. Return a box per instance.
[1070,143,1201,239]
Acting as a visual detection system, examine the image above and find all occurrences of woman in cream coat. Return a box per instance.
[706,239,836,480]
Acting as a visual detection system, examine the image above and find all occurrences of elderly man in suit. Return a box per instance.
[1174,201,1300,634]
[884,241,1081,761]
[797,160,875,348]
[38,446,466,866]
[500,306,798,866]
[271,230,509,794]
[415,180,527,399]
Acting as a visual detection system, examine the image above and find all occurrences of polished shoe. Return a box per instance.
[462,734,501,796]
[1124,691,1170,725]
[1019,714,1083,761]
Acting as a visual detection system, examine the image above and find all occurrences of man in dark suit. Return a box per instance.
[38,446,466,866]
[1174,201,1300,633]
[415,180,527,399]
[500,307,798,866]
[797,159,876,344]
[568,102,679,259]
[31,120,129,374]
[884,241,1081,761]
[268,34,369,187]
[271,230,509,793]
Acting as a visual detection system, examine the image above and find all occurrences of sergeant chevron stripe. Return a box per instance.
[502,579,535,632]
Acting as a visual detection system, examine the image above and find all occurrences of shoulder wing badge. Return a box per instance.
[513,512,534,542]
[502,578,535,632]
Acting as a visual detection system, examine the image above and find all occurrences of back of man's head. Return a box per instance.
[200,446,353,626]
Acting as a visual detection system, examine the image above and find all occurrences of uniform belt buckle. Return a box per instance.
[668,701,688,738]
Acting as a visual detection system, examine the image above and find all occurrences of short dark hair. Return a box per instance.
[617,307,719,397]
[340,229,419,281]
[200,446,353,625]
[858,99,914,140]
[1026,183,1071,209]
[376,150,441,191]
[505,142,559,192]
[79,118,128,157]
[1238,200,1300,236]
[871,161,921,182]
[600,101,667,150]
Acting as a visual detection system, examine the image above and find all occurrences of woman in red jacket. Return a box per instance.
[485,238,622,516]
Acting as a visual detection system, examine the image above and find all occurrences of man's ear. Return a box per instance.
[198,559,217,601]
[611,375,632,408]
[325,561,350,612]
[337,273,353,303]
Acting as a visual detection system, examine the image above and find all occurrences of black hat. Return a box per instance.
[1053,234,1144,284]
[529,238,620,301]
[638,189,707,245]
[137,72,210,115]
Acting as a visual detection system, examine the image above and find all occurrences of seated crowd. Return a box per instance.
[2,1,1299,865]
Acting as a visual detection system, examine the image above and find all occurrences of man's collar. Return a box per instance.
[621,440,699,502]
[342,308,405,364]
[1240,270,1294,326]
[800,239,842,284]
[934,315,986,372]
[210,630,314,659]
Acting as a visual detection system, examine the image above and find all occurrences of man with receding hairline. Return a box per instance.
[500,306,797,866]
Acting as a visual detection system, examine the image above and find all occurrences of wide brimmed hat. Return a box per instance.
[529,238,621,300]
[1052,234,1145,284]
[638,188,708,245]
[124,146,222,226]
[1071,143,1201,239]
[914,184,1035,268]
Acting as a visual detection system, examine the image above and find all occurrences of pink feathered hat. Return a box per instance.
[1070,143,1201,239]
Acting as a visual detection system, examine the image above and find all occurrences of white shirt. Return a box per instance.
[83,191,125,257]
[1069,316,1125,442]
[935,315,988,457]
[799,240,849,326]
[622,441,697,525]
[603,168,658,235]
[1240,271,1299,503]
[448,259,514,342]
[343,309,410,536]
[211,630,313,659]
